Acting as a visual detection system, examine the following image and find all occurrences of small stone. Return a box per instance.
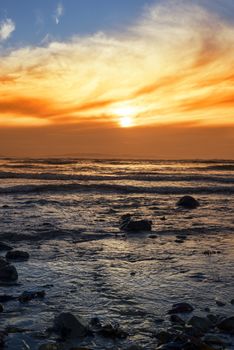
[0,304,3,312]
[215,300,225,307]
[231,299,234,305]
[54,312,88,339]
[6,250,30,261]
[168,302,194,314]
[177,196,200,209]
[155,330,175,345]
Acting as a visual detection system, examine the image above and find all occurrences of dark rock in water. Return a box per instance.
[231,299,234,305]
[0,294,17,302]
[0,304,3,312]
[90,317,127,338]
[120,214,152,232]
[168,302,194,314]
[2,205,10,209]
[187,316,213,333]
[53,312,88,339]
[217,316,234,333]
[19,290,45,303]
[203,334,232,347]
[155,330,175,345]
[0,242,13,251]
[170,314,185,326]
[215,299,225,307]
[6,250,29,261]
[0,257,18,282]
[176,196,200,209]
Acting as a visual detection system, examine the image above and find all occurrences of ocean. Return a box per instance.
[0,158,233,349]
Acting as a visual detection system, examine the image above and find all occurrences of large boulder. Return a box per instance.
[0,258,18,282]
[6,250,29,261]
[53,312,88,339]
[120,214,152,232]
[177,196,200,209]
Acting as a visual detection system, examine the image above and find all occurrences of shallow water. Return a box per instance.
[0,159,234,349]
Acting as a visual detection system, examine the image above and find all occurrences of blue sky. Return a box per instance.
[1,0,234,48]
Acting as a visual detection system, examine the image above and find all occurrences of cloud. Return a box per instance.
[0,0,233,129]
[54,2,64,24]
[0,18,15,42]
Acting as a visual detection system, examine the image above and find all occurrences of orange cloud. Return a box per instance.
[0,0,233,129]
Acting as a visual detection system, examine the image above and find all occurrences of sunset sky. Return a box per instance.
[0,0,234,158]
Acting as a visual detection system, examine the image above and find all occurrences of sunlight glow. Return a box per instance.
[119,116,134,128]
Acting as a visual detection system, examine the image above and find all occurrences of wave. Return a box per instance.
[199,165,234,171]
[0,171,233,184]
[0,182,234,195]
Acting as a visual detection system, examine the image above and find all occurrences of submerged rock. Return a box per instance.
[120,214,152,232]
[6,250,30,261]
[0,304,3,312]
[0,242,13,251]
[53,312,88,339]
[0,257,18,282]
[176,196,200,209]
[19,290,45,303]
[168,302,194,314]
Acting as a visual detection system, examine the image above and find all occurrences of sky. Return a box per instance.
[0,0,234,158]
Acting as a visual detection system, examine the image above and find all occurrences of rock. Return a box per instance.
[0,242,13,251]
[38,344,61,350]
[217,316,234,334]
[176,196,200,209]
[0,304,3,312]
[231,299,234,305]
[97,320,127,338]
[215,300,225,307]
[120,214,152,232]
[19,290,45,303]
[53,312,88,339]
[168,303,194,314]
[6,250,30,261]
[0,294,16,302]
[203,334,232,346]
[155,330,175,345]
[0,257,18,282]
[170,314,185,326]
[187,316,213,333]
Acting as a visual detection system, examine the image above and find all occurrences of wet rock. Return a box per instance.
[53,312,88,339]
[156,342,184,350]
[177,196,200,209]
[168,303,194,314]
[125,345,144,350]
[38,344,61,350]
[120,214,152,232]
[215,300,225,307]
[0,257,18,282]
[155,330,175,345]
[97,320,127,338]
[0,242,13,251]
[6,250,30,261]
[170,314,185,326]
[0,294,16,302]
[0,304,3,312]
[19,290,45,303]
[231,299,234,305]
[217,316,234,334]
[203,334,232,346]
[206,314,222,325]
[187,316,213,333]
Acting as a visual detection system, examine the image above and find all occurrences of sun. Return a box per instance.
[120,116,133,128]
[111,105,137,128]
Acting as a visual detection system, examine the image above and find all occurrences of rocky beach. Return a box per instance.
[0,158,233,349]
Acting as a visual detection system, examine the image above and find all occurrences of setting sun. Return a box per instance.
[119,116,133,128]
